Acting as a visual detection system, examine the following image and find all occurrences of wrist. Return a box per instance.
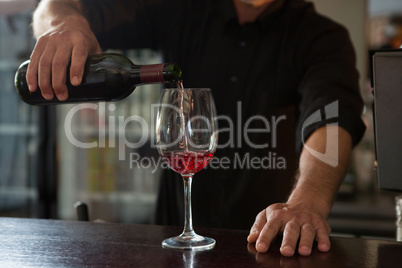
[33,0,86,37]
[286,183,332,219]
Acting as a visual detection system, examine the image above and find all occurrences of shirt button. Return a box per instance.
[239,41,246,48]
[229,76,239,83]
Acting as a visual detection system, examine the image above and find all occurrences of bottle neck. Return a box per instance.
[138,63,167,84]
[132,63,182,85]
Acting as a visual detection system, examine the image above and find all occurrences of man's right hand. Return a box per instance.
[27,0,101,101]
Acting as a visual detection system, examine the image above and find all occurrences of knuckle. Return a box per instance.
[52,60,69,74]
[270,209,288,221]
[290,213,302,222]
[39,58,51,70]
[311,218,322,227]
[54,30,74,43]
[38,81,51,92]
[317,224,331,235]
[38,76,51,91]
[58,30,71,39]
[264,223,278,234]
[73,46,88,57]
[52,58,67,69]
[284,222,300,237]
[258,209,266,217]
[286,220,300,232]
[312,217,329,230]
[301,223,315,234]
[39,30,74,48]
[52,80,64,92]
[251,211,267,231]
[35,34,49,45]
[250,224,262,233]
[267,203,284,212]
[38,80,51,91]
[295,212,313,224]
[29,52,39,63]
[255,210,266,222]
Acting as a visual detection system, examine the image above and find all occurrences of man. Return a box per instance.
[27,0,366,256]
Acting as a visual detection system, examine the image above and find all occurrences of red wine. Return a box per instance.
[14,53,182,105]
[161,151,214,175]
[177,80,184,89]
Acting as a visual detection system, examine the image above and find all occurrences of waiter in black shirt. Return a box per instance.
[27,0,366,257]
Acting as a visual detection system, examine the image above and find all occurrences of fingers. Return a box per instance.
[280,220,300,256]
[280,220,330,257]
[297,223,315,256]
[69,34,102,86]
[30,46,73,101]
[38,45,56,100]
[27,43,86,101]
[26,59,39,93]
[70,46,89,86]
[247,210,266,243]
[248,204,331,257]
[25,27,100,102]
[52,48,73,101]
[27,35,61,101]
[26,38,46,93]
[252,207,284,253]
[256,221,281,253]
[316,225,331,252]
[248,205,284,253]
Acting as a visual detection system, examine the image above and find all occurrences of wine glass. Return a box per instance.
[156,88,218,250]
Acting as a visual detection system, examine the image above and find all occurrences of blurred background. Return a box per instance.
[1,0,402,239]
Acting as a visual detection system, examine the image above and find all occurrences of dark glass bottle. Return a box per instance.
[14,53,182,105]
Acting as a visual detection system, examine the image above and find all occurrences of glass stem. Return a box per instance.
[182,175,195,236]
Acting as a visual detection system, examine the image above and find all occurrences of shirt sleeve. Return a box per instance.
[294,13,366,155]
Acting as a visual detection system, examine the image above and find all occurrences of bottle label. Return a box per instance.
[140,64,165,83]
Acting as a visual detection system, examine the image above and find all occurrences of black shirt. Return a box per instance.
[81,0,366,229]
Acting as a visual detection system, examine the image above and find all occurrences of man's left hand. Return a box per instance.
[247,202,331,257]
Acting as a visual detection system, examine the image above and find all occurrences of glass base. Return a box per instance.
[162,233,216,251]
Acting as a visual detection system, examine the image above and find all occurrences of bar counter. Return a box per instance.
[0,217,401,267]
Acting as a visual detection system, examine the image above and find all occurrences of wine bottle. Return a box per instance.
[14,53,183,105]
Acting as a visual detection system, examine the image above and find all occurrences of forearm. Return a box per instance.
[248,125,353,256]
[32,0,86,38]
[287,125,352,218]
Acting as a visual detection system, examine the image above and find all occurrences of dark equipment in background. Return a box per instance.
[371,48,402,191]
